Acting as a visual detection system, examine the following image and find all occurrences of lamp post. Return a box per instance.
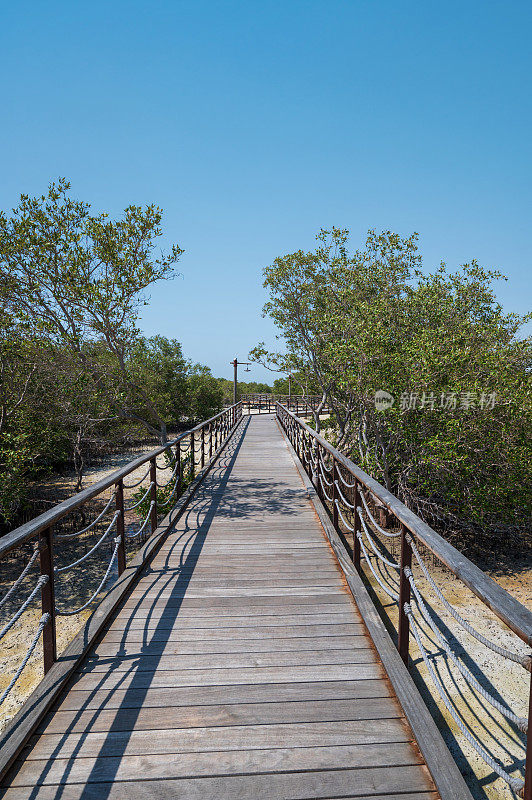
[231,358,251,405]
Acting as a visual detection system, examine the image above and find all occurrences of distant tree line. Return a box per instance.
[252,228,532,558]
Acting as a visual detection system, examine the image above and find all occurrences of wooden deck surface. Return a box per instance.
[3,415,438,799]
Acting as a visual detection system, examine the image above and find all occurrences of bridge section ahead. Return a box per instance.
[3,415,438,799]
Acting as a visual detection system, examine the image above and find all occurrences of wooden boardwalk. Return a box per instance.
[3,415,438,799]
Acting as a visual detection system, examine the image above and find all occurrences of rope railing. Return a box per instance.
[54,512,120,574]
[275,401,532,800]
[356,530,399,601]
[406,567,528,732]
[126,501,155,540]
[123,464,151,489]
[56,538,121,616]
[335,479,354,509]
[55,489,117,540]
[334,499,354,532]
[407,534,528,667]
[0,576,48,642]
[358,513,400,570]
[156,456,179,488]
[359,490,401,538]
[319,475,334,502]
[124,482,154,511]
[0,545,39,609]
[158,479,181,508]
[407,604,525,796]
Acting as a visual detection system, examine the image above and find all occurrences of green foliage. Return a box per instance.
[0,180,222,529]
[130,452,193,520]
[0,178,183,444]
[187,368,224,421]
[257,227,532,548]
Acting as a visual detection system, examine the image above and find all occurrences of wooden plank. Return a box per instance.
[4,766,434,798]
[102,622,365,641]
[92,634,369,657]
[69,663,382,692]
[2,782,438,800]
[38,696,402,735]
[80,648,377,673]
[106,612,360,630]
[125,586,350,599]
[131,576,344,588]
[56,678,392,712]
[119,595,353,611]
[112,603,355,620]
[10,745,425,786]
[26,718,412,760]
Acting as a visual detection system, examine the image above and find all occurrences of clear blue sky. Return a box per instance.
[2,0,530,381]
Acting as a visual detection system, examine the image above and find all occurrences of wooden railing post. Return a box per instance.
[353,480,361,571]
[116,479,126,575]
[190,432,195,480]
[149,457,157,536]
[332,459,339,529]
[201,426,205,469]
[398,524,412,665]
[209,424,213,460]
[39,527,56,673]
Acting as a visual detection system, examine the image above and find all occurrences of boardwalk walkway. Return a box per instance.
[3,415,437,799]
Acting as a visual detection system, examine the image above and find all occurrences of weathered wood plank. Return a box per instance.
[38,696,402,735]
[106,612,359,630]
[80,648,377,673]
[69,663,382,692]
[27,718,412,760]
[92,633,369,657]
[102,622,365,642]
[5,766,434,797]
[10,745,425,786]
[56,678,391,712]
[126,586,350,599]
[2,782,438,800]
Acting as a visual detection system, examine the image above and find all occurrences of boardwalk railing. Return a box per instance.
[276,402,532,799]
[0,402,243,721]
[242,394,330,415]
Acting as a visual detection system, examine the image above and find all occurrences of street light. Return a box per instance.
[231,358,251,405]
